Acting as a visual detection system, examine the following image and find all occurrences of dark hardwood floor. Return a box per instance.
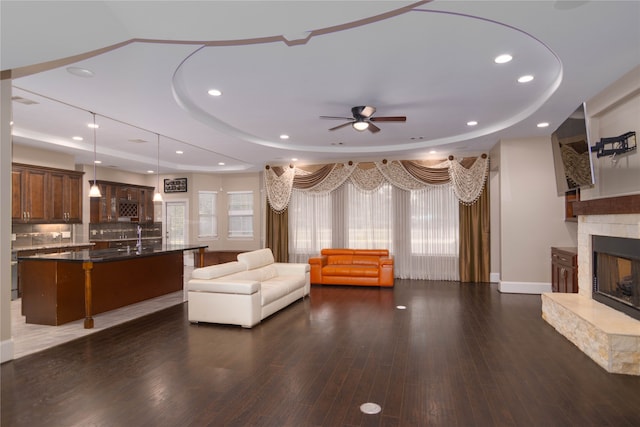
[2,280,640,426]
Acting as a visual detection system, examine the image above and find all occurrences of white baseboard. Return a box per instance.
[490,272,500,283]
[499,281,552,294]
[1,338,14,363]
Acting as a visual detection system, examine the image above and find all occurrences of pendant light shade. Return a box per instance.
[88,112,102,198]
[153,134,163,202]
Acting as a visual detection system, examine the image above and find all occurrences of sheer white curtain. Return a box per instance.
[288,189,332,263]
[345,182,394,251]
[288,181,459,280]
[394,184,459,280]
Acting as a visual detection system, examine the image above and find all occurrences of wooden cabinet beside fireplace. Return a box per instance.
[551,247,578,293]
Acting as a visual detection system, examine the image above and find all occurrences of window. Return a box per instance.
[228,191,253,238]
[198,191,217,238]
[288,181,460,280]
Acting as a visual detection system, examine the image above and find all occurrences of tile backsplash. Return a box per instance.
[89,222,162,241]
[12,223,74,249]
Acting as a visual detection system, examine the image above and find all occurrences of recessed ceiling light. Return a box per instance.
[207,89,222,97]
[494,54,513,64]
[429,150,437,154]
[128,138,148,144]
[291,158,298,162]
[518,75,534,83]
[537,122,550,128]
[66,67,94,78]
[94,160,102,164]
[396,305,407,310]
[466,121,478,126]
[147,170,154,174]
[175,150,184,154]
[218,162,225,166]
[87,123,99,129]
[72,136,83,141]
[280,134,290,140]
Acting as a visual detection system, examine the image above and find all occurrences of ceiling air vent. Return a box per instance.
[11,96,39,105]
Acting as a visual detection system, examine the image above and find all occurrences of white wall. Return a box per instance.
[489,157,501,283]
[496,136,578,293]
[12,144,77,170]
[182,172,262,252]
[582,65,640,200]
[494,65,640,294]
[1,80,13,362]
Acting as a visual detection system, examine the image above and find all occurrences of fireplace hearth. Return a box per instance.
[592,235,640,321]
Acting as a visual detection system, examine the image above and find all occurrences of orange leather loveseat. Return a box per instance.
[309,249,394,287]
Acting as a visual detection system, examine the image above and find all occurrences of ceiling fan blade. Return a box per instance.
[320,116,353,120]
[370,116,407,122]
[328,122,353,131]
[368,122,381,133]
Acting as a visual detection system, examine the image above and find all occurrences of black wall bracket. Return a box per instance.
[590,131,636,158]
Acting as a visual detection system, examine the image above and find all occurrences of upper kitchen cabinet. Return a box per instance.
[90,180,154,223]
[49,170,84,223]
[138,187,155,223]
[12,164,50,223]
[12,163,84,224]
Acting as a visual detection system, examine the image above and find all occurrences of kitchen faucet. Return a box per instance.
[136,225,142,253]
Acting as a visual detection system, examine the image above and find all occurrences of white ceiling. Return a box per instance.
[3,1,639,174]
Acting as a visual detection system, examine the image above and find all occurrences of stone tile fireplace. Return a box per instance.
[541,195,640,375]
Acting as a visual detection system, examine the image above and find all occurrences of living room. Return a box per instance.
[1,2,640,425]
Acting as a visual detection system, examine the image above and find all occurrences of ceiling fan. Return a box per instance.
[320,106,406,133]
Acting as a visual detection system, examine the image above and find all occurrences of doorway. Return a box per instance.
[165,200,188,245]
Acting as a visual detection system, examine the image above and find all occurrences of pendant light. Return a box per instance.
[153,133,163,202]
[88,112,102,198]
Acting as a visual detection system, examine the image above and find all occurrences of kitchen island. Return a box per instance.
[18,244,207,328]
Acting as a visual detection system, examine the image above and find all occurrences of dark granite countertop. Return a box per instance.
[11,242,95,253]
[17,244,207,263]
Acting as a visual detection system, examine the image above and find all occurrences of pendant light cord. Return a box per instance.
[157,134,160,190]
[93,113,97,184]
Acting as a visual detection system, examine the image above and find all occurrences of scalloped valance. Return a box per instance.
[265,155,489,213]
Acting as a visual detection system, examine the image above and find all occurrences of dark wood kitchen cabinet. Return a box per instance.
[138,188,155,223]
[551,247,578,293]
[49,170,84,223]
[90,180,154,223]
[13,163,84,224]
[12,165,48,223]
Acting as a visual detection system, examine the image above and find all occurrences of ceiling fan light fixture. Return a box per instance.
[352,120,369,131]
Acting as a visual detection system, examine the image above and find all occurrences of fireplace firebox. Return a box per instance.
[592,235,640,321]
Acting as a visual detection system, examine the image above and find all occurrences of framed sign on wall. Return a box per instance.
[164,177,188,193]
